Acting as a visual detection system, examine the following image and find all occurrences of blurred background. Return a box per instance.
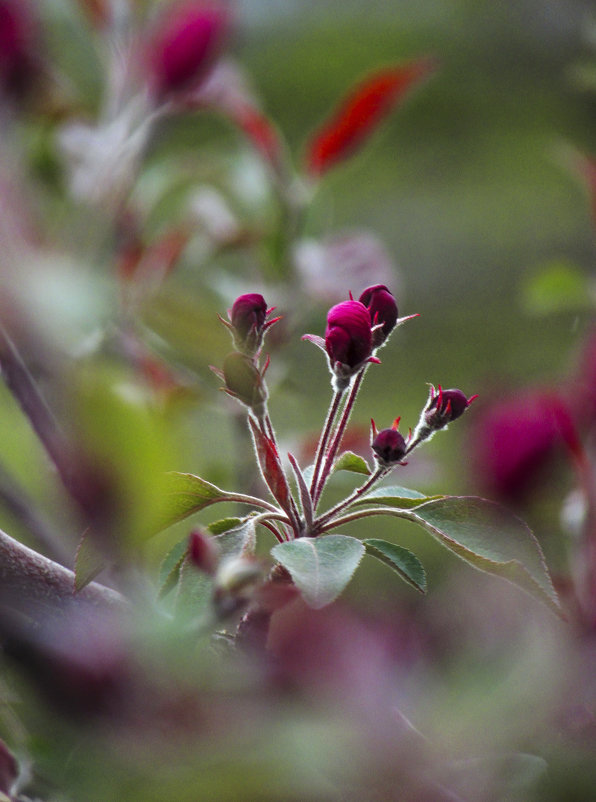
[1,0,596,799]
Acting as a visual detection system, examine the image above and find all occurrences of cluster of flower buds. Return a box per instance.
[304,283,413,391]
[213,293,279,419]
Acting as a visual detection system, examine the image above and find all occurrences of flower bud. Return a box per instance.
[411,385,477,448]
[188,528,219,575]
[0,0,42,103]
[148,1,229,99]
[325,300,373,389]
[372,426,407,468]
[359,284,398,347]
[222,351,268,417]
[229,293,267,354]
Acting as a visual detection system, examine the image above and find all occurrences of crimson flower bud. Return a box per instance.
[371,424,407,467]
[148,1,229,99]
[230,293,267,354]
[0,0,42,102]
[325,300,373,389]
[411,385,477,448]
[188,528,219,574]
[359,284,398,347]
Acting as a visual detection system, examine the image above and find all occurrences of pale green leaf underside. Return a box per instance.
[272,535,365,608]
[363,538,426,593]
[407,497,561,616]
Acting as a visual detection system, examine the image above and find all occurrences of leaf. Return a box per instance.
[350,485,442,509]
[155,472,250,532]
[207,517,243,535]
[407,497,562,616]
[305,57,437,176]
[157,537,188,599]
[520,259,592,316]
[74,529,105,592]
[363,539,426,593]
[271,535,365,608]
[332,451,371,476]
[248,418,293,516]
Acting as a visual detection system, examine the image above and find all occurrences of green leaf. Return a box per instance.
[332,451,371,476]
[407,497,561,616]
[271,535,365,608]
[207,518,243,535]
[363,539,426,593]
[157,537,188,599]
[520,259,593,316]
[157,472,232,530]
[351,485,442,509]
[74,529,105,592]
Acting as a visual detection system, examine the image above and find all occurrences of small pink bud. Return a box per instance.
[0,0,41,102]
[148,1,229,99]
[359,284,398,347]
[188,528,219,574]
[411,385,477,448]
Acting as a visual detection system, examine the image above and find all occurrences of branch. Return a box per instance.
[0,527,125,620]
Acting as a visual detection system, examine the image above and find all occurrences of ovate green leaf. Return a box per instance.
[332,451,371,476]
[271,535,365,608]
[363,539,426,593]
[408,497,561,616]
[157,537,188,599]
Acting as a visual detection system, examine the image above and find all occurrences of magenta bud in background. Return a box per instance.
[359,284,398,347]
[0,0,41,101]
[148,1,229,98]
[189,528,219,575]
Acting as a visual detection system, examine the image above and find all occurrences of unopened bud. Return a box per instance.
[411,385,477,447]
[359,284,398,348]
[325,299,374,390]
[188,528,219,574]
[371,422,407,467]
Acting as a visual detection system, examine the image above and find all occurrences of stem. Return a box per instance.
[314,466,388,532]
[314,369,365,508]
[223,492,288,516]
[0,526,125,621]
[0,324,67,478]
[317,505,409,534]
[309,388,345,497]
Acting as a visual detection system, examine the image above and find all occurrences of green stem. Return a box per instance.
[314,466,387,532]
[309,388,345,498]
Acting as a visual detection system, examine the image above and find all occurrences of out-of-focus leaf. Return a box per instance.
[332,451,371,476]
[363,538,426,593]
[350,485,442,509]
[405,497,562,616]
[271,534,364,608]
[157,537,188,599]
[74,529,104,592]
[207,517,243,535]
[305,57,437,176]
[175,520,256,617]
[521,259,593,316]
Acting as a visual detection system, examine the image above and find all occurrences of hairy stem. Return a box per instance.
[314,369,365,508]
[310,388,345,499]
[314,466,388,532]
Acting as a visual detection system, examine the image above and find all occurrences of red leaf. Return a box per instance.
[233,104,283,170]
[249,418,292,515]
[305,57,437,177]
